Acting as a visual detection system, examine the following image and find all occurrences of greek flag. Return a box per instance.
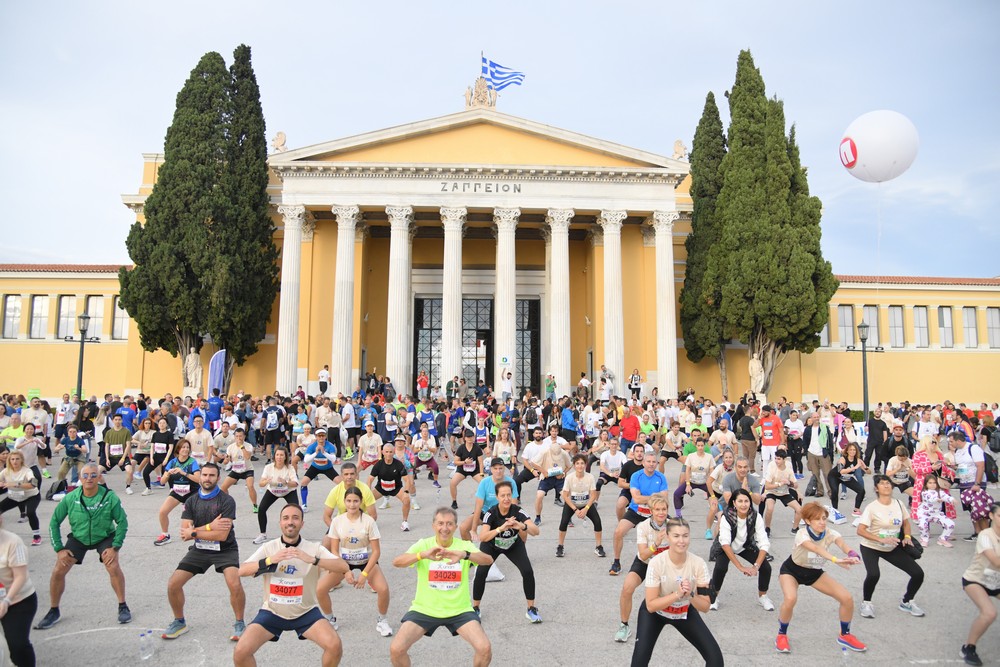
[481,55,525,91]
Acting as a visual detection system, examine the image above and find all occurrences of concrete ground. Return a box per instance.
[13,459,999,666]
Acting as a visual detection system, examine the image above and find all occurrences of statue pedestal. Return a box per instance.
[751,392,768,406]
[182,386,202,398]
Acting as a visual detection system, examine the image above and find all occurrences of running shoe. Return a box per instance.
[378,497,390,510]
[758,595,775,611]
[567,520,574,528]
[17,515,27,523]
[961,644,983,666]
[710,601,719,611]
[230,620,246,641]
[162,618,188,639]
[125,486,134,495]
[840,489,847,500]
[151,481,165,488]
[705,529,713,540]
[554,498,564,507]
[432,481,441,489]
[794,474,805,480]
[609,560,621,576]
[898,600,925,617]
[401,521,410,532]
[473,607,481,618]
[141,488,153,496]
[451,500,458,510]
[34,608,61,630]
[118,604,132,624]
[154,533,172,546]
[837,633,867,652]
[447,463,457,471]
[526,606,542,623]
[427,472,434,481]
[42,469,51,479]
[595,545,606,558]
[852,508,861,517]
[326,615,339,630]
[252,505,259,514]
[556,545,564,558]
[253,533,268,545]
[614,622,631,643]
[376,618,393,637]
[790,527,799,534]
[936,538,953,548]
[775,634,790,653]
[859,601,875,618]
[31,536,41,546]
[411,499,421,510]
[829,509,847,525]
[964,533,978,542]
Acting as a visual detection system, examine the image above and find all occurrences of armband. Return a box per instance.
[361,570,369,578]
[830,556,838,564]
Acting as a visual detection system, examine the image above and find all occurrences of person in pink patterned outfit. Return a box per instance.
[910,436,956,524]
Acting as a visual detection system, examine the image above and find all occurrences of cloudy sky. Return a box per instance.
[2,1,997,277]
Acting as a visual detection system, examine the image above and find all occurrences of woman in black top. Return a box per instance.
[147,417,176,493]
[828,442,869,516]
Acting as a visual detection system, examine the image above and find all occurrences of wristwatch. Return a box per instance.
[192,531,198,539]
[313,555,321,566]
[463,550,471,561]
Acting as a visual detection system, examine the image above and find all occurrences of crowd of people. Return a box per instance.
[0,382,997,666]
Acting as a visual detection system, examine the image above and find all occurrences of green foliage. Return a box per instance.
[681,92,728,366]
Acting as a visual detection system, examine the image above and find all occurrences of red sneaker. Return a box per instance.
[775,634,791,653]
[838,633,867,652]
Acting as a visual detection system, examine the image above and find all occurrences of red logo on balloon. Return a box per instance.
[839,137,858,168]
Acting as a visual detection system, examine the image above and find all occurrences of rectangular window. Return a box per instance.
[86,295,105,339]
[2,296,21,339]
[962,307,978,348]
[837,305,855,347]
[29,295,49,339]
[988,307,1000,349]
[819,323,829,347]
[913,306,929,348]
[112,296,129,340]
[938,306,954,348]
[56,295,76,339]
[888,306,905,348]
[862,305,880,347]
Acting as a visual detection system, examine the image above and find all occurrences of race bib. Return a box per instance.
[806,553,826,569]
[416,449,433,461]
[362,449,379,463]
[172,482,190,496]
[773,484,788,495]
[427,561,463,590]
[893,472,909,483]
[656,602,689,620]
[494,534,516,550]
[231,459,246,473]
[380,479,397,492]
[983,568,1000,589]
[957,463,975,484]
[571,492,589,506]
[463,460,477,472]
[547,466,563,477]
[499,451,511,464]
[341,548,369,564]
[268,576,304,605]
[109,444,124,456]
[154,442,168,454]
[8,488,26,502]
[195,539,220,551]
[763,429,774,439]
[690,471,707,485]
[636,504,652,517]
[192,451,206,460]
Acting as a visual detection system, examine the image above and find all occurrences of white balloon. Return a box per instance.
[839,110,919,183]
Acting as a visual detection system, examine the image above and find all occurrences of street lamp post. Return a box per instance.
[845,320,884,426]
[65,312,100,399]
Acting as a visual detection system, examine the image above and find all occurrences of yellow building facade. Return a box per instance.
[2,106,999,405]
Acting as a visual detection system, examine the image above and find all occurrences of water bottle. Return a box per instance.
[139,631,154,660]
[841,646,850,663]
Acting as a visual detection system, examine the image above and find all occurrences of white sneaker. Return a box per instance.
[326,614,339,630]
[401,521,410,532]
[253,533,268,545]
[829,508,847,525]
[378,497,390,510]
[840,490,847,500]
[758,595,775,611]
[141,488,153,496]
[898,599,925,617]
[486,563,505,582]
[411,498,421,510]
[710,601,719,611]
[125,486,133,495]
[860,601,875,618]
[302,504,309,513]
[375,618,393,637]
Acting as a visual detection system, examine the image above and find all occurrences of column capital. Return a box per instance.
[332,205,361,229]
[493,207,521,232]
[597,209,627,233]
[301,211,316,242]
[277,204,306,229]
[440,206,468,231]
[545,208,574,231]
[589,227,604,247]
[386,206,414,228]
[648,210,679,234]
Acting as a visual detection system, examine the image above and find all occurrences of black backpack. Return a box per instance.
[46,479,69,501]
[970,443,999,484]
[524,407,538,426]
[988,428,1000,454]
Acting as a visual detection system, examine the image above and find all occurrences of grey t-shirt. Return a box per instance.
[722,471,762,497]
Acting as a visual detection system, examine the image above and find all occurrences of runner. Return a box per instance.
[411,424,441,488]
[0,513,37,666]
[629,517,723,666]
[390,507,493,667]
[757,405,785,472]
[130,417,155,488]
[532,439,571,526]
[557,454,604,557]
[512,427,546,497]
[959,501,1000,667]
[358,421,383,471]
[369,443,413,531]
[186,415,216,469]
[299,429,340,513]
[161,462,246,641]
[615,444,647,522]
[100,414,136,495]
[762,449,803,536]
[610,452,668,576]
[54,423,89,488]
[597,437,627,496]
[775,501,866,654]
[450,431,485,510]
[658,422,685,475]
[0,451,42,546]
[220,428,259,513]
[614,494,670,643]
[489,427,518,475]
[253,447,300,545]
[473,481,541,621]
[711,488,774,612]
[261,397,287,464]
[317,486,393,637]
[154,439,202,546]
[459,459,519,541]
[322,463,377,528]
[672,436,716,542]
[144,417,176,495]
[35,462,130,630]
[234,503,346,667]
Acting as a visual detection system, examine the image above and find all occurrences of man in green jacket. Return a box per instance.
[35,462,131,630]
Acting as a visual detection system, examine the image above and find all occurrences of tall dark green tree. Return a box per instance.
[119,52,231,386]
[704,50,837,394]
[680,91,730,395]
[205,44,279,392]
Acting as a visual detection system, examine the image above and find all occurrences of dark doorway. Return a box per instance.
[462,298,493,391]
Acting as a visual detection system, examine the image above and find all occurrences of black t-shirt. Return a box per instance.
[482,503,530,551]
[620,460,643,487]
[738,415,755,440]
[867,418,889,445]
[370,458,406,492]
[455,444,483,475]
[181,489,238,552]
[151,430,175,454]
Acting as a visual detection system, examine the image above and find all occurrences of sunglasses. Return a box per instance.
[81,472,100,479]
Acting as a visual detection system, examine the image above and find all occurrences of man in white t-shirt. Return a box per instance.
[317,365,331,396]
[513,427,549,496]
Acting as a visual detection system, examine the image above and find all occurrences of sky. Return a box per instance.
[1,1,998,277]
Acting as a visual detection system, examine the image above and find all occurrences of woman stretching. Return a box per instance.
[673,438,716,540]
[252,446,299,544]
[711,489,773,612]
[0,451,41,546]
[144,417,175,494]
[827,442,868,517]
[959,502,1000,667]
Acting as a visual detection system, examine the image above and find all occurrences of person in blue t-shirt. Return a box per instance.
[460,459,519,540]
[115,402,137,434]
[55,424,90,483]
[206,389,225,428]
[608,452,669,575]
[298,429,340,512]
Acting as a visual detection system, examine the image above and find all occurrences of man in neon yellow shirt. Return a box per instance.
[390,507,493,666]
[322,463,377,527]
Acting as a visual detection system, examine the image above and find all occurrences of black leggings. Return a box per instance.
[596,473,618,493]
[860,544,924,603]
[787,439,804,475]
[472,539,535,603]
[827,472,865,510]
[143,453,169,490]
[558,503,602,532]
[0,495,40,532]
[513,467,536,497]
[631,602,724,666]
[257,490,300,533]
[711,547,771,593]
[1,591,37,667]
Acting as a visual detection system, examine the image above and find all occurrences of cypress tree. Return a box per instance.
[119,52,231,386]
[680,92,730,395]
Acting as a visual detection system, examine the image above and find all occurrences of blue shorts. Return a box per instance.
[538,476,564,494]
[250,607,326,641]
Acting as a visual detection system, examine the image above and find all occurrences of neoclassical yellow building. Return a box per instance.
[2,103,999,404]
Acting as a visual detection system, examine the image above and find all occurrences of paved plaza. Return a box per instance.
[15,465,998,666]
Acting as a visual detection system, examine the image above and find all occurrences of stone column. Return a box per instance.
[651,211,679,399]
[275,204,305,396]
[540,226,552,388]
[546,208,574,398]
[385,206,414,395]
[494,207,520,393]
[599,210,627,385]
[440,207,466,386]
[330,205,361,396]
